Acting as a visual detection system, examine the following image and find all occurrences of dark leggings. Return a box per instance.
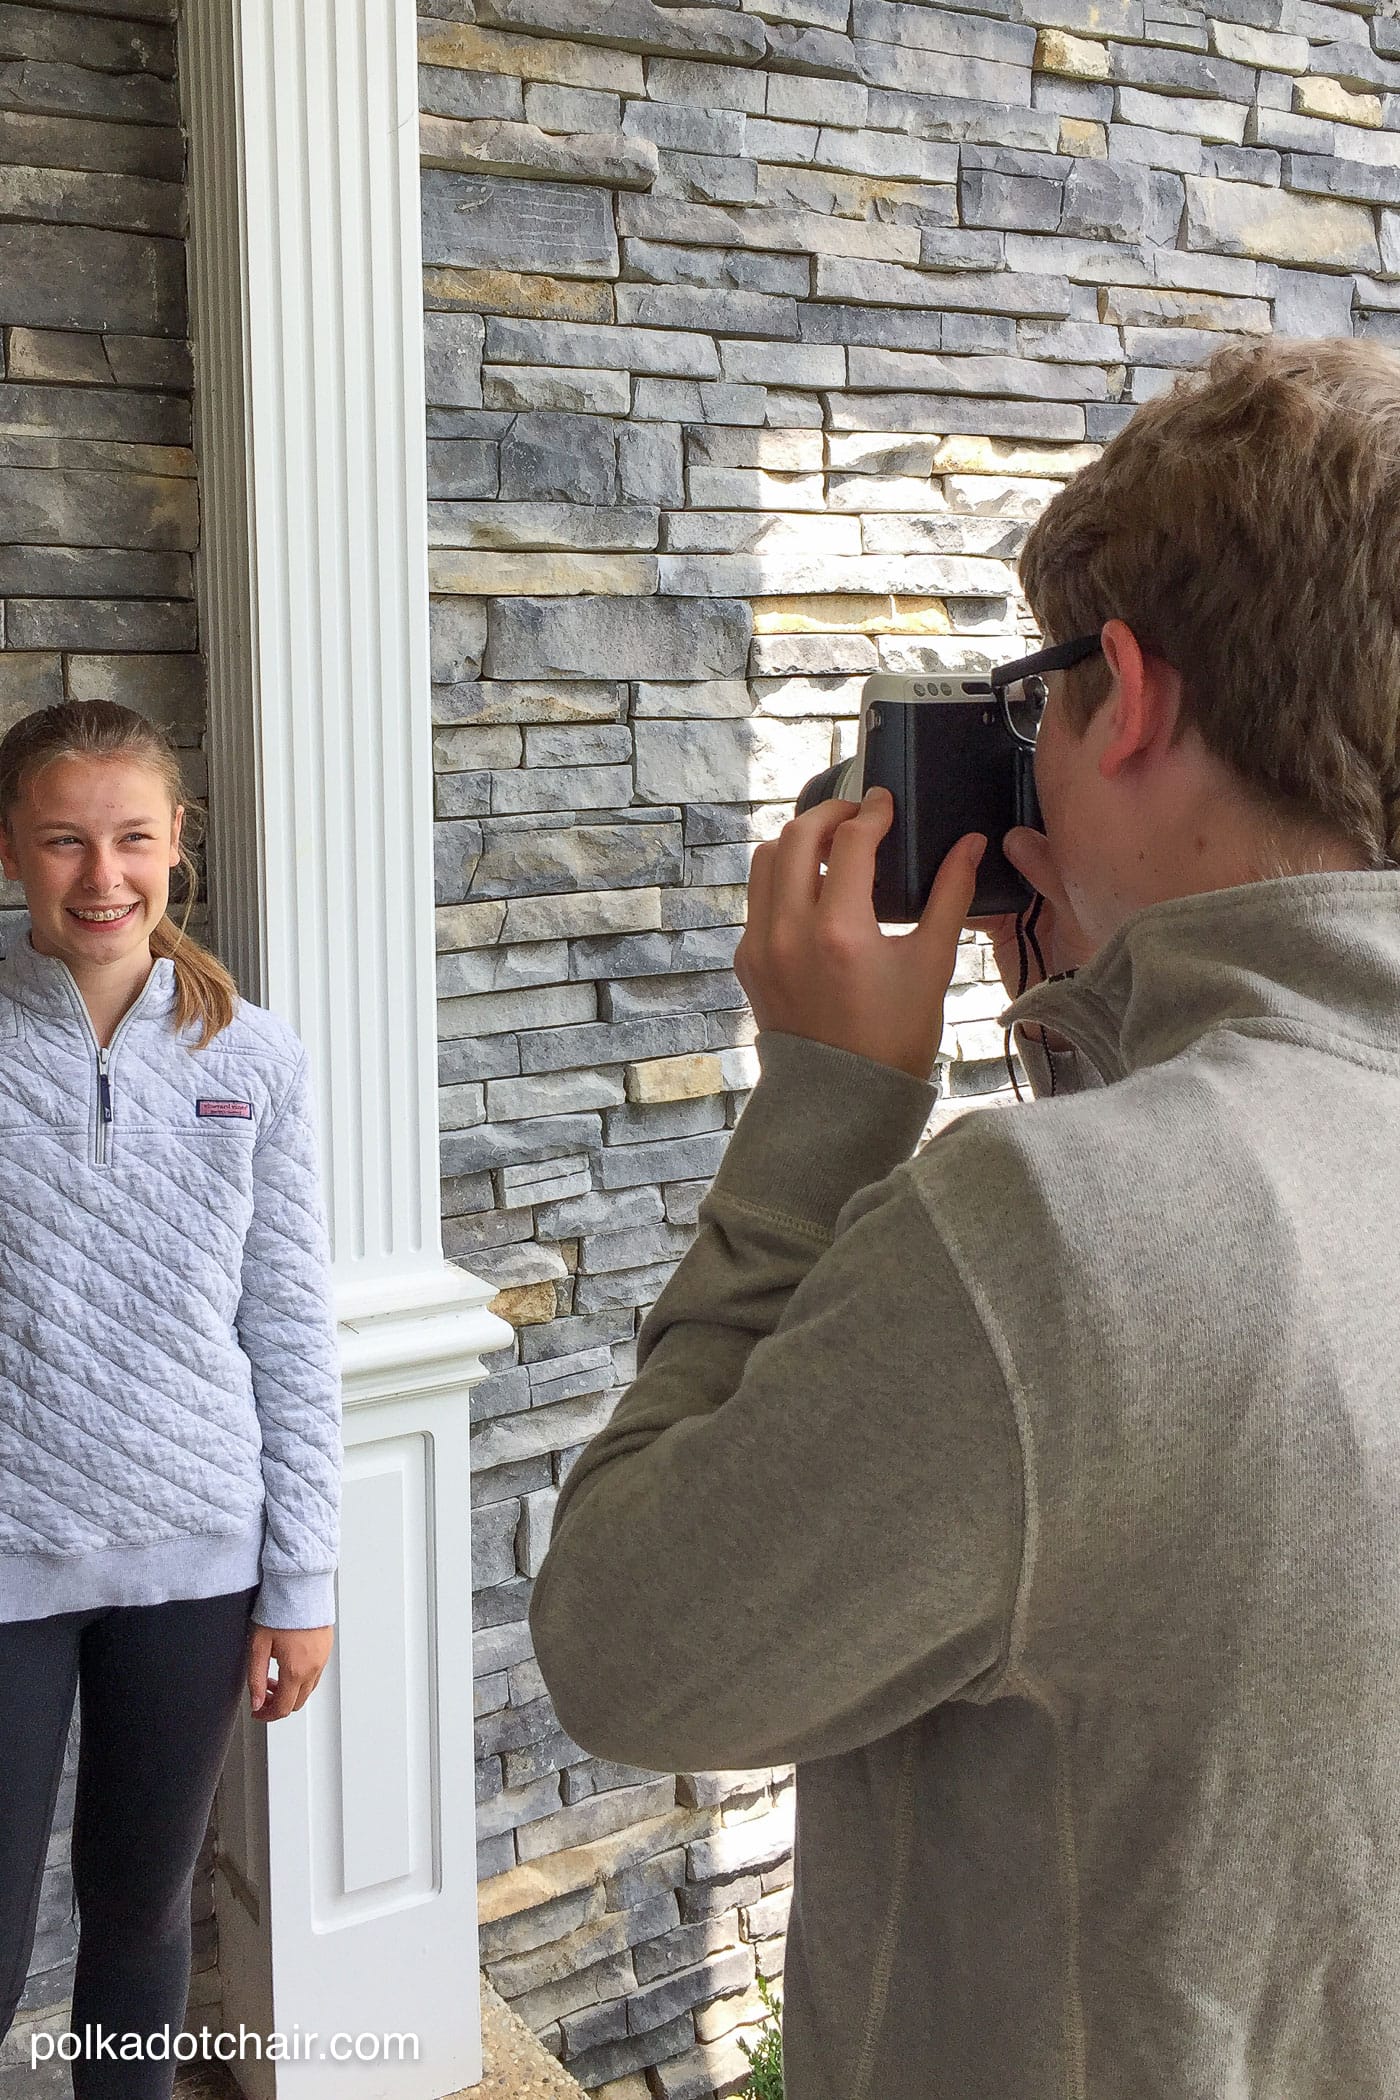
[0,1588,258,2099]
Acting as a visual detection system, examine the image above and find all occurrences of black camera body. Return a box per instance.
[796,673,1044,922]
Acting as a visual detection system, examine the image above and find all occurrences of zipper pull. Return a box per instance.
[97,1047,112,1125]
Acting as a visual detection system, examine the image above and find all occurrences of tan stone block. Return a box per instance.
[423,266,613,323]
[489,1280,559,1326]
[1098,284,1270,332]
[932,436,1101,477]
[476,1976,587,2098]
[1059,117,1108,156]
[749,593,951,634]
[1184,175,1379,271]
[1034,28,1110,79]
[435,900,509,949]
[427,551,660,595]
[1294,76,1381,126]
[625,1053,724,1103]
[419,19,646,93]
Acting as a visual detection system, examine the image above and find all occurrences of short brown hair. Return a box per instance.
[1020,336,1400,868]
[0,700,237,1049]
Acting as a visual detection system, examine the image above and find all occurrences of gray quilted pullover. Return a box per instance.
[0,924,341,1630]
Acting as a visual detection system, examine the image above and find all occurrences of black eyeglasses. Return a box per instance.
[989,632,1104,747]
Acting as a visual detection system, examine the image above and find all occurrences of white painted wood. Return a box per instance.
[180,1,511,2090]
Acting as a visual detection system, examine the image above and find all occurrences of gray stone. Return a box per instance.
[419,114,658,191]
[0,652,62,730]
[601,970,745,1022]
[430,436,501,497]
[825,391,1088,439]
[428,501,656,551]
[430,597,488,682]
[61,652,200,734]
[854,39,1033,105]
[522,82,619,132]
[1284,151,1400,208]
[6,601,195,651]
[615,283,799,337]
[481,364,631,414]
[0,107,182,179]
[486,313,721,377]
[651,148,760,207]
[597,1132,728,1189]
[765,70,869,127]
[519,1016,706,1074]
[499,412,618,503]
[471,1390,618,1473]
[485,595,751,679]
[0,223,184,335]
[536,1185,665,1237]
[0,163,182,238]
[622,237,808,298]
[622,101,746,154]
[421,168,619,277]
[0,548,189,598]
[1062,157,1184,243]
[419,63,526,122]
[960,169,1063,230]
[573,1261,681,1311]
[491,763,634,814]
[619,421,684,506]
[817,254,1071,315]
[443,813,683,901]
[558,2013,696,2089]
[845,346,1103,398]
[423,310,484,407]
[475,0,766,59]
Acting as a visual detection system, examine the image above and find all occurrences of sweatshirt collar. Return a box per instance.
[0,920,178,1026]
[999,870,1400,1086]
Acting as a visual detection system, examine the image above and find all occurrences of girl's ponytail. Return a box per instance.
[0,700,238,1052]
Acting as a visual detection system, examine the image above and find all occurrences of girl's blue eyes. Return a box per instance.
[48,834,153,846]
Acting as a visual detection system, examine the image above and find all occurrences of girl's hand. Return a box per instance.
[247,1622,334,1721]
[733,786,986,1083]
[965,825,1099,1004]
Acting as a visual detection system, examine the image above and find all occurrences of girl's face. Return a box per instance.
[0,755,184,972]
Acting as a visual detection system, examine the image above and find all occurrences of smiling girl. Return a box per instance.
[0,700,342,2092]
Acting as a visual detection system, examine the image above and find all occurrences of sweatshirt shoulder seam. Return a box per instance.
[700,1185,833,1249]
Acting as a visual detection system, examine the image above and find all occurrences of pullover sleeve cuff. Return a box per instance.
[709,1028,938,1239]
[253,1567,337,1631]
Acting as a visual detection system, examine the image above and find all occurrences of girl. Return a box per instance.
[0,700,342,2095]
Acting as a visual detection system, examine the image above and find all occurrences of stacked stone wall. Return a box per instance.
[0,3,209,2085]
[425,0,1400,2090]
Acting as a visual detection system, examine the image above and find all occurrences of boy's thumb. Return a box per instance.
[1003,827,1055,893]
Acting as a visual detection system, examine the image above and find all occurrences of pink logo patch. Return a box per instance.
[196,1098,253,1119]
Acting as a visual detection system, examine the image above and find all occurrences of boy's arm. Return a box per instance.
[529,1030,1023,1774]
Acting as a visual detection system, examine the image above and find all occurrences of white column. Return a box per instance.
[180,3,511,2094]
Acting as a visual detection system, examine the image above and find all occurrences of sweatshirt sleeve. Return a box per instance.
[235,1045,343,1631]
[528,1029,1023,1775]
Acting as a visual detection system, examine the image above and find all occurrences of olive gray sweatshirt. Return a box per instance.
[530,870,1400,2100]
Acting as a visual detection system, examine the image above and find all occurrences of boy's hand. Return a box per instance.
[966,826,1099,1011]
[734,786,986,1083]
[247,1622,334,1720]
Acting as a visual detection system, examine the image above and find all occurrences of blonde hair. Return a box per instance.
[1020,335,1400,870]
[0,700,237,1050]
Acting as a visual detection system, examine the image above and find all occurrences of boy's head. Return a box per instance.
[1019,336,1400,942]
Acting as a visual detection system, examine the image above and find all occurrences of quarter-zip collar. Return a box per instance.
[998,869,1400,1086]
[0,920,178,1030]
